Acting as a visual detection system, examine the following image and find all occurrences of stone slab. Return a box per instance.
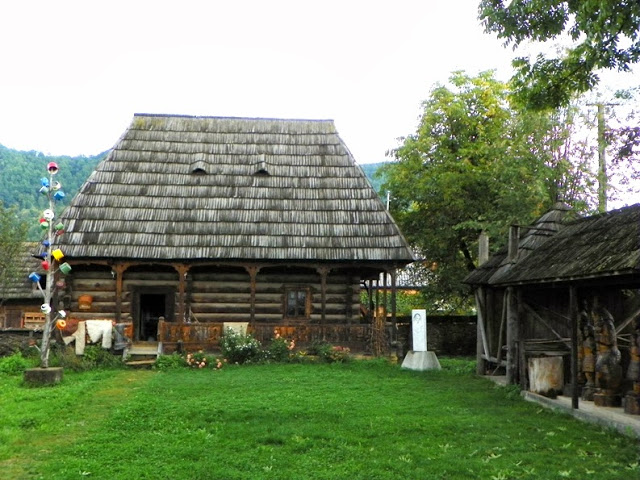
[401,350,441,371]
[23,367,63,386]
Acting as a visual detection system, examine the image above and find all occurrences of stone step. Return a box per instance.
[125,359,156,368]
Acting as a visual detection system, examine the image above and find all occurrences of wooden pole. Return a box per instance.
[570,286,579,409]
[506,287,518,384]
[475,288,489,375]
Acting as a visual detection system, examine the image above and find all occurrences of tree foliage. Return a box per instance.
[479,0,640,110]
[380,71,595,312]
[0,145,104,239]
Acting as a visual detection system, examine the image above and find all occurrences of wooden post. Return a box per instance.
[475,287,489,375]
[113,263,127,323]
[569,286,579,409]
[390,269,397,341]
[517,289,526,388]
[246,266,260,324]
[175,264,190,323]
[506,287,519,384]
[317,267,330,326]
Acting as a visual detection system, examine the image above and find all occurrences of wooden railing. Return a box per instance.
[157,320,372,353]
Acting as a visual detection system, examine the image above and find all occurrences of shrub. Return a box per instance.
[154,353,187,370]
[52,348,87,372]
[219,328,262,364]
[81,346,124,369]
[307,341,351,363]
[0,352,34,375]
[265,331,296,362]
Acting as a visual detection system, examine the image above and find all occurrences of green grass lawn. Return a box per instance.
[0,358,638,479]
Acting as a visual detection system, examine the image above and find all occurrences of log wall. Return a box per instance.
[65,264,362,327]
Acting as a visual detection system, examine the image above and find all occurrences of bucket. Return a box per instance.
[78,295,93,311]
[58,262,72,275]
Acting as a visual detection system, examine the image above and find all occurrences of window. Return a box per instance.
[285,287,310,319]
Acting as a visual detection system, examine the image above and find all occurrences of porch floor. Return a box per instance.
[486,376,640,438]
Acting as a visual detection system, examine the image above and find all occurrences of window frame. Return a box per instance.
[283,285,311,321]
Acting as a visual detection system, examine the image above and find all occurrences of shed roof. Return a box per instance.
[58,114,414,265]
[1,242,41,301]
[466,203,640,286]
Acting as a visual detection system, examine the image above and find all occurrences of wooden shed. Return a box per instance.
[0,243,44,330]
[465,203,640,413]
[54,114,414,353]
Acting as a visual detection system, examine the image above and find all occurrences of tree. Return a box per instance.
[380,71,595,312]
[0,203,28,310]
[479,1,640,110]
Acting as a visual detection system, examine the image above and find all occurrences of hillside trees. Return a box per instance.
[478,1,640,110]
[0,145,103,239]
[380,71,595,312]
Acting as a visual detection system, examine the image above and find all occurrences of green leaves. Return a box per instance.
[382,71,595,311]
[479,0,640,110]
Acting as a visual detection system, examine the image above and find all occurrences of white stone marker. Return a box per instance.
[401,309,441,371]
[412,309,427,351]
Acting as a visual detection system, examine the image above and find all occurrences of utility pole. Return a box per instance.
[589,102,618,213]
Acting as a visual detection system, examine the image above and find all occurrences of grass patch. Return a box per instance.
[0,359,638,479]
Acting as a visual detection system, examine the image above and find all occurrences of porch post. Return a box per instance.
[246,266,260,325]
[317,267,330,326]
[506,286,519,384]
[390,269,397,342]
[175,264,190,323]
[569,285,579,409]
[113,263,127,323]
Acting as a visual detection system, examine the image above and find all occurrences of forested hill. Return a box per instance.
[0,144,388,239]
[359,162,387,196]
[0,144,105,238]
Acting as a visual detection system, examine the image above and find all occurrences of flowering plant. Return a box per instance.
[219,328,262,364]
[185,350,224,369]
[186,350,209,369]
[266,330,296,362]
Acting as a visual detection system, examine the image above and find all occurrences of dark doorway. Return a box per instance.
[138,293,166,341]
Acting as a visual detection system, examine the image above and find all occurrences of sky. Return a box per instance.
[0,0,637,165]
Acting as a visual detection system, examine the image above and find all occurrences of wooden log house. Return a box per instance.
[465,203,640,411]
[54,115,415,353]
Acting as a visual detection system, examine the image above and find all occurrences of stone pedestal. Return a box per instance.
[581,384,597,401]
[624,393,640,415]
[593,389,621,407]
[23,367,63,386]
[401,351,441,371]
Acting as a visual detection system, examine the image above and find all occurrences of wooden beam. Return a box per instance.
[317,267,330,327]
[475,288,490,375]
[390,269,397,342]
[506,287,518,384]
[174,264,190,323]
[615,305,640,334]
[112,263,128,323]
[522,302,571,349]
[569,286,579,410]
[245,266,260,324]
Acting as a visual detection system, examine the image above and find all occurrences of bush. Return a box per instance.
[307,341,351,363]
[52,348,87,372]
[0,352,35,375]
[265,331,296,362]
[154,353,187,370]
[81,346,124,369]
[219,328,262,364]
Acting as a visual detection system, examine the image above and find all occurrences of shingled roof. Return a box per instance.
[1,243,41,301]
[466,203,640,286]
[58,114,414,265]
